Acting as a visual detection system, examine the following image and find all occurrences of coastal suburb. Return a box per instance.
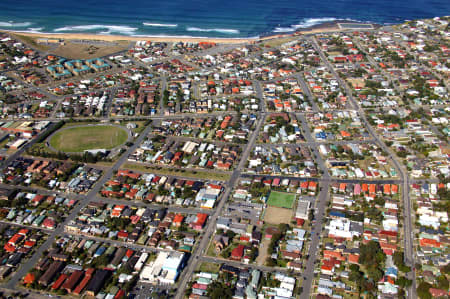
[0,16,448,299]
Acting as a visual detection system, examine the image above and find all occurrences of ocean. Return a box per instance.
[0,0,448,38]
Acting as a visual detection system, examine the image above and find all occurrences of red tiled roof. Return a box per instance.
[51,273,68,290]
[23,273,35,284]
[231,244,245,259]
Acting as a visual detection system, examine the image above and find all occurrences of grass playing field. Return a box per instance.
[49,125,128,152]
[266,191,296,209]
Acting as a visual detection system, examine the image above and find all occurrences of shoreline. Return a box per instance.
[0,20,379,44]
[2,30,259,44]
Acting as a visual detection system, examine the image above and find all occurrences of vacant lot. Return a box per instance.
[267,191,296,209]
[197,262,221,273]
[347,78,366,88]
[256,238,271,265]
[11,34,129,58]
[49,125,127,152]
[50,40,129,59]
[260,36,299,48]
[121,163,231,181]
[264,206,293,224]
[11,33,51,52]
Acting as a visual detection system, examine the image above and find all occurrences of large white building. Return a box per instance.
[139,251,185,285]
[327,218,362,239]
[295,199,310,220]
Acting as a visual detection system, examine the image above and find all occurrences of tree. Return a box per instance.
[366,207,383,223]
[249,247,258,261]
[397,276,412,288]
[441,263,450,275]
[374,196,385,206]
[392,250,405,267]
[183,187,195,198]
[111,184,121,192]
[349,265,364,285]
[359,241,385,266]
[308,209,314,221]
[185,281,194,297]
[366,267,383,282]
[417,282,432,299]
[278,223,290,233]
[359,241,386,283]
[393,251,411,272]
[397,151,408,158]
[225,230,235,239]
[265,258,276,267]
[436,275,449,290]
[90,254,109,268]
[123,275,139,293]
[207,281,233,299]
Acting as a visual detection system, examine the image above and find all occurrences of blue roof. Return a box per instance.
[386,267,398,276]
[316,132,326,139]
[329,210,346,218]
[95,246,106,256]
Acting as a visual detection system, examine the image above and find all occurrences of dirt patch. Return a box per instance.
[328,51,343,56]
[10,33,52,52]
[347,78,366,88]
[49,41,130,59]
[10,33,129,59]
[256,238,271,265]
[260,36,299,48]
[264,206,293,224]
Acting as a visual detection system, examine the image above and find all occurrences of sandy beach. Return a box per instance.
[2,30,257,44]
[0,22,349,44]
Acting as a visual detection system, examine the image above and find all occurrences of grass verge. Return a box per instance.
[122,163,231,181]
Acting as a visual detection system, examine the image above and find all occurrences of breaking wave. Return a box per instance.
[0,21,33,27]
[143,22,178,28]
[186,27,240,34]
[53,24,137,35]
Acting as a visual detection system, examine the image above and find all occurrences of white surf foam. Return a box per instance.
[143,22,178,28]
[0,21,33,27]
[186,27,240,34]
[292,17,337,29]
[272,27,296,33]
[272,17,337,33]
[271,17,367,33]
[53,24,137,35]
[25,27,44,33]
[131,34,258,40]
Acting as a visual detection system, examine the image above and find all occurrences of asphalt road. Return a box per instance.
[4,123,154,289]
[0,34,424,299]
[160,76,167,116]
[300,181,330,299]
[0,122,58,169]
[174,92,266,299]
[257,138,377,147]
[295,73,320,111]
[353,36,419,297]
[199,256,293,274]
[296,113,330,179]
[311,36,417,299]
